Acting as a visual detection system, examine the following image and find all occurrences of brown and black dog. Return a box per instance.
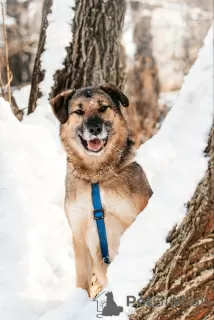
[50,83,152,295]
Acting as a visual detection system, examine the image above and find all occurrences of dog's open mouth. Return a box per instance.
[79,136,108,152]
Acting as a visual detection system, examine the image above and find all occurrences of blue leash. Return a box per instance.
[91,183,110,264]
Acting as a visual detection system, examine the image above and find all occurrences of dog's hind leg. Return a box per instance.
[72,236,93,295]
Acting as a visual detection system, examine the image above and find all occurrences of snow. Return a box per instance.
[13,85,31,112]
[36,0,75,110]
[159,90,179,110]
[107,25,213,315]
[122,4,135,60]
[0,15,15,26]
[0,98,75,319]
[0,21,213,320]
[0,2,15,26]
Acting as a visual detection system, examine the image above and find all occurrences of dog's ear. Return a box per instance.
[50,90,75,124]
[99,83,129,108]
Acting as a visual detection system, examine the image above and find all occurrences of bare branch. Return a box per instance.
[1,1,11,105]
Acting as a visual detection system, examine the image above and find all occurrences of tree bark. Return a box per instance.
[27,0,53,115]
[130,123,214,320]
[51,0,126,98]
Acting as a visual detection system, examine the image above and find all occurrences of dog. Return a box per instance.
[50,83,152,295]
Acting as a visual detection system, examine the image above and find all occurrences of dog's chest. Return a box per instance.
[65,181,137,234]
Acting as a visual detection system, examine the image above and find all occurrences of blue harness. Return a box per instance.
[91,183,110,264]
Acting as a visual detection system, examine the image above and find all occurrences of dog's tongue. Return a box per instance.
[87,138,103,151]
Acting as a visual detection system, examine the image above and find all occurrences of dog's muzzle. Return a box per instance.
[78,117,109,153]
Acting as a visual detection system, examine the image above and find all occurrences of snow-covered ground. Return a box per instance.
[0,24,213,320]
[0,98,76,319]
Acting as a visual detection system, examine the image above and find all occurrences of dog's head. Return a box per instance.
[50,83,134,179]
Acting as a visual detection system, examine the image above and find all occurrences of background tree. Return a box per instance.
[4,0,43,87]
[124,1,160,146]
[51,0,126,97]
[27,0,127,115]
[130,124,214,320]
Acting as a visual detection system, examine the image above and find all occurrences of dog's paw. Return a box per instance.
[90,274,102,298]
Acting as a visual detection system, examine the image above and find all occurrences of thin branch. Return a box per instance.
[0,71,5,98]
[0,49,5,98]
[1,2,11,105]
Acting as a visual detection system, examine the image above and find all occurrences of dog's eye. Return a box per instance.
[99,105,109,113]
[74,109,84,115]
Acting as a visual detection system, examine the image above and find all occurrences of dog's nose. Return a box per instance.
[88,124,102,136]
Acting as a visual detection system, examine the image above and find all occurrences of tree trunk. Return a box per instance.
[27,0,53,115]
[124,1,160,147]
[51,0,126,97]
[130,124,214,320]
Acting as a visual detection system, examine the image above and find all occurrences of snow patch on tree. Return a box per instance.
[36,0,75,110]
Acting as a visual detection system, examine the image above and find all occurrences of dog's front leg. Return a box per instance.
[72,235,93,294]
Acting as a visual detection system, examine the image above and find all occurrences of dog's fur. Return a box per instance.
[50,83,152,295]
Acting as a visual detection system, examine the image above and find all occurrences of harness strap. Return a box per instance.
[91,183,110,264]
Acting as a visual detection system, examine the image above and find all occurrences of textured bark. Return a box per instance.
[124,1,160,147]
[51,0,126,97]
[10,95,23,121]
[130,124,214,320]
[27,0,53,115]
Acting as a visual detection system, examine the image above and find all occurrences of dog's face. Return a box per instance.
[67,92,113,155]
[51,83,130,161]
